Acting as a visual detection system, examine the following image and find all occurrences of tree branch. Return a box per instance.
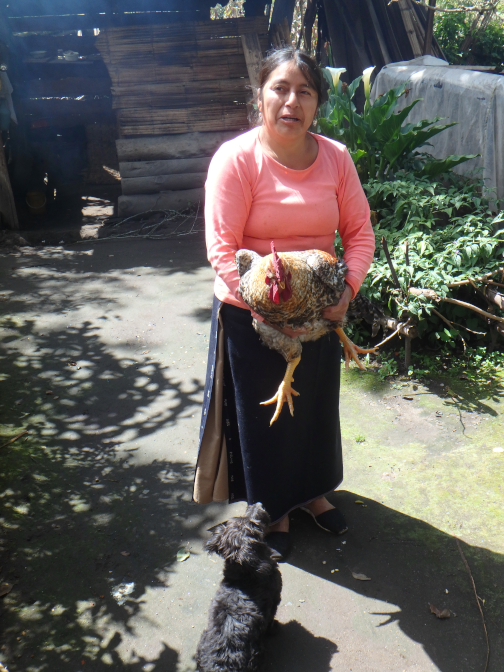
[447,268,504,287]
[431,308,467,351]
[381,236,401,290]
[456,539,490,672]
[443,297,504,323]
[408,287,504,324]
[374,317,418,340]
[389,0,498,13]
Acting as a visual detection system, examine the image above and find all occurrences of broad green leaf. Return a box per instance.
[416,154,479,179]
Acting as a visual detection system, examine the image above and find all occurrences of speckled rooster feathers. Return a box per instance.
[236,243,348,330]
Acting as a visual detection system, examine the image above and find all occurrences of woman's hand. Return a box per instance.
[322,284,352,323]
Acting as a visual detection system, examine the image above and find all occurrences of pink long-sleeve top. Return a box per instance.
[205,128,375,311]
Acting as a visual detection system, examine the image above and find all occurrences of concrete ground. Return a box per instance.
[0,231,503,672]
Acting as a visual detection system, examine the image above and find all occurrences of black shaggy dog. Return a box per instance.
[195,503,282,672]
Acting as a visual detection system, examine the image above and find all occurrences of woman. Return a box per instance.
[193,48,375,560]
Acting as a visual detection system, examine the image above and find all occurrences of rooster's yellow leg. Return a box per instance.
[335,327,377,371]
[260,356,301,425]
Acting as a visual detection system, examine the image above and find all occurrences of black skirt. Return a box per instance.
[194,297,343,524]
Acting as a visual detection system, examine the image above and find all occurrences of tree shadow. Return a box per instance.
[0,239,216,671]
[0,434,214,670]
[286,491,504,672]
[440,378,504,417]
[3,232,209,295]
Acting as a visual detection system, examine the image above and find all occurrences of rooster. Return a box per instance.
[235,242,378,425]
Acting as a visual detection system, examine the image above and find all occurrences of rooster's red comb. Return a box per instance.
[270,241,284,281]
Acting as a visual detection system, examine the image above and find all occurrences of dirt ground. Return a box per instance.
[0,230,503,672]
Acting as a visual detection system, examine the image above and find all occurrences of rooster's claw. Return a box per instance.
[261,382,300,425]
[260,356,301,425]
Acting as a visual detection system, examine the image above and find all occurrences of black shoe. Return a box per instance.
[301,507,348,535]
[265,531,291,562]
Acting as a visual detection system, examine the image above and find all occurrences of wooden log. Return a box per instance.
[121,172,207,195]
[270,0,297,28]
[422,0,437,55]
[116,131,238,162]
[397,0,423,57]
[111,78,249,99]
[116,107,247,137]
[240,33,263,90]
[16,97,113,119]
[119,157,211,178]
[12,34,98,53]
[0,141,19,231]
[486,287,504,311]
[20,77,112,98]
[106,60,247,86]
[96,17,269,52]
[6,11,208,32]
[112,88,249,110]
[118,188,205,217]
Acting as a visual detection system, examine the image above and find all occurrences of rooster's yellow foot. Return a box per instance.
[261,381,300,425]
[260,356,301,425]
[335,327,377,371]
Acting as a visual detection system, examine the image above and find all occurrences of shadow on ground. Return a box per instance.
[280,491,504,672]
[0,240,213,670]
[1,240,503,671]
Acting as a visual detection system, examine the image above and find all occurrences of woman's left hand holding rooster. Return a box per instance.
[322,284,352,323]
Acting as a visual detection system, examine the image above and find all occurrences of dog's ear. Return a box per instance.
[245,502,271,531]
[204,521,229,556]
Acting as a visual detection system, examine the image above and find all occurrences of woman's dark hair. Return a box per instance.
[257,47,323,106]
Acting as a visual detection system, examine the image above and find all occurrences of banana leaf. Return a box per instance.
[382,121,457,171]
[415,154,480,178]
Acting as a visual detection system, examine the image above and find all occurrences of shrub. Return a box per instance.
[434,3,504,68]
[318,67,504,350]
[317,69,476,182]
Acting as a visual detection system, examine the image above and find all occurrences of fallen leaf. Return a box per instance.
[120,551,130,557]
[0,583,13,597]
[429,603,450,619]
[176,548,190,563]
[402,396,413,401]
[355,500,365,504]
[352,572,371,581]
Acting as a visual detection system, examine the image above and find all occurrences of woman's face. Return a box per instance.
[258,61,319,144]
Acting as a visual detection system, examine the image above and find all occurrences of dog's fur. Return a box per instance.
[195,503,282,672]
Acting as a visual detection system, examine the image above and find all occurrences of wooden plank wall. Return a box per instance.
[96,17,268,137]
[116,131,238,216]
[97,17,268,216]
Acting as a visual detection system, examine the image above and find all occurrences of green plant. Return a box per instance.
[434,3,504,67]
[317,69,477,182]
[210,0,244,19]
[377,355,399,380]
[352,174,504,348]
[408,345,504,380]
